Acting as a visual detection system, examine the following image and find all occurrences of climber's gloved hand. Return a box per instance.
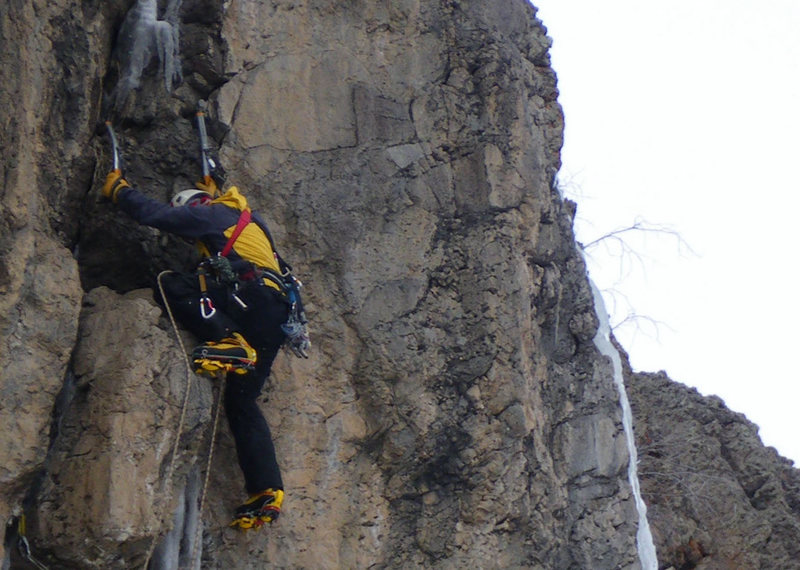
[281,317,310,359]
[102,169,130,203]
[195,177,219,196]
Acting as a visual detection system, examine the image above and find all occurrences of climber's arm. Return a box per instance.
[101,171,214,238]
[118,186,216,238]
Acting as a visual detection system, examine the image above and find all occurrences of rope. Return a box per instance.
[191,373,225,567]
[143,270,225,570]
[141,270,196,569]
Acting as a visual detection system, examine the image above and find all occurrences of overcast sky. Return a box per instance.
[532,0,800,464]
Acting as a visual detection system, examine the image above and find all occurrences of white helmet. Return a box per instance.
[170,189,212,207]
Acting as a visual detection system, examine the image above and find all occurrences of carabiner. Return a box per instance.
[200,294,216,319]
[232,287,248,310]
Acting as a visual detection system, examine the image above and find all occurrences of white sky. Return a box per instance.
[533,0,800,465]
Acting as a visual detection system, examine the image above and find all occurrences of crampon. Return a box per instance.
[229,489,284,531]
[192,332,256,377]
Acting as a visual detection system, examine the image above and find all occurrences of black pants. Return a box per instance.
[157,271,288,495]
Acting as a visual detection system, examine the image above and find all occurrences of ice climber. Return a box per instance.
[100,168,309,530]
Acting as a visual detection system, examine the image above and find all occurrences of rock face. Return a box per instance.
[0,1,798,569]
[626,369,800,570]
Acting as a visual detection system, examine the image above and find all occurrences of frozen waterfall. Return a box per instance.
[111,0,182,109]
[590,281,659,570]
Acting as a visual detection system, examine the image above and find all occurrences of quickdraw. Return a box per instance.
[196,266,217,319]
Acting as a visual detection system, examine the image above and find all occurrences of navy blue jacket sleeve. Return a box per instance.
[116,186,218,239]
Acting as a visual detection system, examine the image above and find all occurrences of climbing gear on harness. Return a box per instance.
[201,207,251,283]
[281,273,311,358]
[282,311,310,358]
[170,188,211,207]
[229,488,284,530]
[194,206,252,318]
[192,332,257,376]
[205,254,237,284]
[195,266,217,319]
[102,169,130,203]
[200,206,252,283]
[238,261,310,358]
[281,272,310,358]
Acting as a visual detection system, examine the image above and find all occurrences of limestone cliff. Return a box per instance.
[0,1,798,569]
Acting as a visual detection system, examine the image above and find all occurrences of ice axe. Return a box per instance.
[99,121,130,202]
[195,100,219,197]
[105,120,121,171]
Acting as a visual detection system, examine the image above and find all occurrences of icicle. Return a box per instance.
[590,281,659,570]
[148,469,202,570]
[111,0,183,109]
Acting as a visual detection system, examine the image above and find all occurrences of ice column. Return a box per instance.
[112,0,182,109]
[590,281,658,570]
[149,469,202,570]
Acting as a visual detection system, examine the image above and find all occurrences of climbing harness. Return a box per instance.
[220,208,251,257]
[195,206,252,318]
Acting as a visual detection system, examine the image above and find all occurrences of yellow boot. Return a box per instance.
[192,332,257,377]
[229,489,284,530]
